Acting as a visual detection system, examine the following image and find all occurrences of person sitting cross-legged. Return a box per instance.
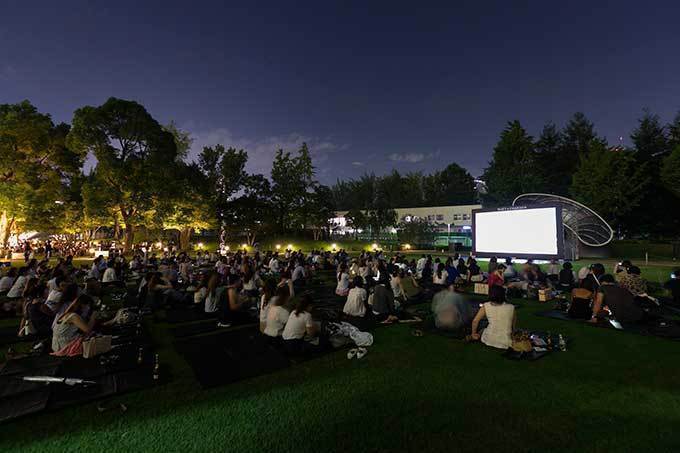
[282,294,320,355]
[470,286,516,349]
[343,276,367,318]
[588,274,645,326]
[263,285,291,339]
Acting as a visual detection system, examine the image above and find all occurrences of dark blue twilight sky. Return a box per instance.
[2,1,679,182]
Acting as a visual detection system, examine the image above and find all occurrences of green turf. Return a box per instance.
[2,267,680,451]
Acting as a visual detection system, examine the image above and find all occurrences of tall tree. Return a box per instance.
[534,122,564,194]
[482,121,541,206]
[571,142,649,229]
[67,97,179,251]
[551,112,602,196]
[343,208,368,240]
[626,110,679,237]
[222,174,273,246]
[367,207,397,239]
[197,144,249,244]
[0,101,85,247]
[270,143,315,231]
[661,146,680,199]
[423,163,476,206]
[631,110,669,164]
[667,112,680,152]
[161,162,214,250]
[305,185,336,240]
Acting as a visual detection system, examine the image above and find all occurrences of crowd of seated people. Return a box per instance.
[2,243,679,359]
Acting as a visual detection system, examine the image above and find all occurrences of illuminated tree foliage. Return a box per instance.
[0,101,85,246]
[67,97,179,251]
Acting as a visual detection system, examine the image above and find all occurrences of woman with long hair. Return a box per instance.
[433,262,449,288]
[282,294,319,354]
[336,263,350,296]
[263,285,290,338]
[52,294,96,355]
[204,272,222,313]
[259,279,277,333]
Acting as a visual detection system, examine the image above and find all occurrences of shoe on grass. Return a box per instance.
[347,348,358,359]
[356,348,368,359]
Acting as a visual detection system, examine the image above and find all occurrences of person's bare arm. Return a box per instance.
[228,290,244,310]
[471,306,486,340]
[70,314,94,335]
[589,292,604,322]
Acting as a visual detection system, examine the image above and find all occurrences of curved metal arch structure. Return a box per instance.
[512,193,614,247]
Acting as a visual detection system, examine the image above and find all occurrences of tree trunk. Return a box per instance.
[0,212,15,249]
[123,223,134,252]
[247,232,256,246]
[179,227,193,251]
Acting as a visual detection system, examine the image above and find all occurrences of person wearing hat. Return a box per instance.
[558,261,577,289]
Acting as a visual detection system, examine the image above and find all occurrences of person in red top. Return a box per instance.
[487,264,506,289]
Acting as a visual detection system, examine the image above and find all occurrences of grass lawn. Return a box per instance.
[1,263,680,452]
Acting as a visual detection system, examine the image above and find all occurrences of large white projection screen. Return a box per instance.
[473,207,563,258]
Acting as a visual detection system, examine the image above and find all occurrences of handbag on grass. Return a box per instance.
[83,335,112,358]
[511,331,532,352]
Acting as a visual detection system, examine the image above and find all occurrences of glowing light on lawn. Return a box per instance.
[372,243,379,250]
[224,246,230,251]
[241,244,248,249]
[275,244,281,250]
[331,243,337,250]
[287,244,293,250]
[403,244,411,250]
[197,242,204,248]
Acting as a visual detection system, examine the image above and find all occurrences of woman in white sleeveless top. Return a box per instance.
[471,286,515,349]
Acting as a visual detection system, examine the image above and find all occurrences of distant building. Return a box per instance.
[331,204,482,247]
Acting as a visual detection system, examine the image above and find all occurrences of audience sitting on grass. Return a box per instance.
[0,266,17,293]
[7,267,28,299]
[487,263,506,289]
[432,263,448,289]
[335,263,350,296]
[618,265,647,297]
[52,294,96,355]
[343,276,367,318]
[282,294,319,354]
[589,274,645,325]
[558,262,576,290]
[263,286,291,338]
[369,277,399,323]
[5,242,680,364]
[431,286,479,333]
[471,286,515,349]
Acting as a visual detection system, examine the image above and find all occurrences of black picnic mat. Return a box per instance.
[158,307,218,324]
[535,309,680,341]
[174,327,291,389]
[0,325,36,346]
[170,316,257,339]
[0,344,158,423]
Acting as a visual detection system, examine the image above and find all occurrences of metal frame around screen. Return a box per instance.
[472,205,565,260]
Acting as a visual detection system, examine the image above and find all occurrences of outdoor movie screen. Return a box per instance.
[472,206,564,259]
